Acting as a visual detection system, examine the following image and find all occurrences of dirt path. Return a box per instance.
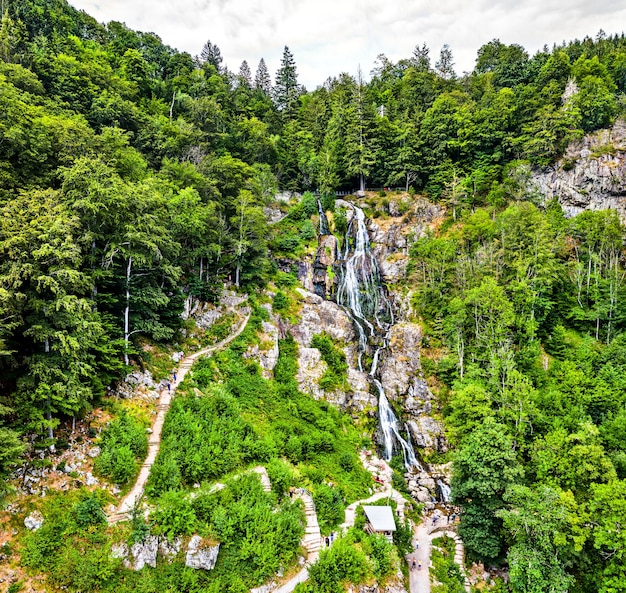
[109,311,251,523]
[408,517,469,593]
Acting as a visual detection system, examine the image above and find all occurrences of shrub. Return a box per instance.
[152,490,197,539]
[267,458,293,498]
[93,410,147,485]
[273,291,289,311]
[300,220,316,241]
[73,495,106,528]
[313,484,345,534]
[311,333,349,391]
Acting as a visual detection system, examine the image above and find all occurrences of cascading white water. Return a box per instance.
[317,199,331,236]
[374,380,422,470]
[437,479,452,503]
[336,204,421,471]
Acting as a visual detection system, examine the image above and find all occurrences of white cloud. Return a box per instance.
[69,0,626,88]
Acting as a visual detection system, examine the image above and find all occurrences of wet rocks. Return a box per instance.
[312,234,339,298]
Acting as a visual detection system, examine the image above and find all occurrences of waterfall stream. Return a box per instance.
[333,202,421,471]
[437,479,452,503]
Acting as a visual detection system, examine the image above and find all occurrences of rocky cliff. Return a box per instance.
[532,118,626,220]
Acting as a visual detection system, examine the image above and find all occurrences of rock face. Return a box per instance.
[313,234,339,298]
[379,323,423,402]
[290,289,377,411]
[292,289,355,346]
[246,320,279,378]
[130,535,159,570]
[185,535,220,570]
[532,119,626,221]
[367,197,443,284]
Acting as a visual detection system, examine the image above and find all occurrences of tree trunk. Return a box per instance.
[124,256,132,367]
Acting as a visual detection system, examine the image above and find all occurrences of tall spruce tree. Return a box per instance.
[238,59,252,86]
[199,39,223,72]
[274,46,300,116]
[255,57,271,93]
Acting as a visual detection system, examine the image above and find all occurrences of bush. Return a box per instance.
[313,484,345,534]
[93,410,147,485]
[311,333,348,391]
[267,458,293,498]
[73,495,106,528]
[273,291,289,311]
[306,537,369,592]
[300,220,316,241]
[152,490,197,539]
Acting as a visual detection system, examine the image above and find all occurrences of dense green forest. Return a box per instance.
[2,0,626,591]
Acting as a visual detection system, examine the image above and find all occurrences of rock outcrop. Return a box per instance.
[129,535,159,570]
[246,320,279,378]
[312,234,339,298]
[185,536,220,570]
[532,118,626,221]
[24,511,44,531]
[291,289,376,411]
[367,197,443,284]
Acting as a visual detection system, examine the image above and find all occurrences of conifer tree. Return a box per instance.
[412,42,431,71]
[435,44,456,79]
[274,46,301,116]
[238,59,252,86]
[199,39,223,72]
[255,57,271,93]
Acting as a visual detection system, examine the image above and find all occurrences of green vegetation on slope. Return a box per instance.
[411,201,626,592]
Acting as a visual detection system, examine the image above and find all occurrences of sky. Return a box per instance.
[68,0,626,89]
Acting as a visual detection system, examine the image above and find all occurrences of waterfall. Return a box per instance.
[437,479,451,503]
[374,380,421,470]
[335,204,420,471]
[317,199,331,236]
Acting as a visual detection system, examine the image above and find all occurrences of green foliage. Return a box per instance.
[273,291,289,311]
[313,483,345,534]
[311,333,349,391]
[304,536,369,593]
[73,495,107,527]
[93,410,148,485]
[151,489,197,539]
[430,536,466,593]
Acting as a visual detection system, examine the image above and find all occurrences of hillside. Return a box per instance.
[1,1,626,592]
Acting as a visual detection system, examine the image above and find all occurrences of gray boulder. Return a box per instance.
[185,535,220,570]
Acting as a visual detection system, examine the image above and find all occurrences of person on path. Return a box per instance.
[411,559,416,571]
[173,371,177,381]
[167,382,171,392]
[418,560,422,570]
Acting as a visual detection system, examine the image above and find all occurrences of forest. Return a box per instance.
[2,0,626,591]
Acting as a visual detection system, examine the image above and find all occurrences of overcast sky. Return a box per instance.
[69,0,625,89]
